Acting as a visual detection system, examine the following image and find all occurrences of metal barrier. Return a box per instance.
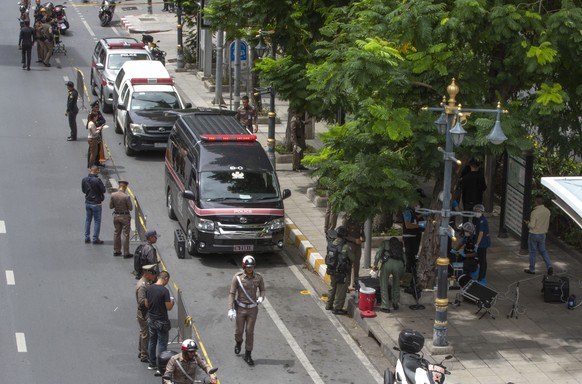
[128,188,147,241]
[176,288,193,340]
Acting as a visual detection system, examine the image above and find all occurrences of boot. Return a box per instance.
[244,350,254,366]
[234,341,242,355]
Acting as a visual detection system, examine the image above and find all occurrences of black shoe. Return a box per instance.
[44,63,51,67]
[85,239,91,244]
[393,303,399,310]
[36,60,43,63]
[93,240,104,244]
[332,309,347,315]
[23,65,26,69]
[123,254,133,259]
[524,269,535,275]
[234,342,242,355]
[67,137,76,141]
[325,306,333,311]
[27,68,30,71]
[380,308,391,313]
[547,267,554,276]
[113,252,121,256]
[147,364,157,370]
[244,351,254,366]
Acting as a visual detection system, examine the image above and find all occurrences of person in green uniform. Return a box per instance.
[373,237,406,313]
[325,226,355,315]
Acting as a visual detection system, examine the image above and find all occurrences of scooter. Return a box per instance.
[158,350,218,384]
[52,4,69,32]
[99,0,115,27]
[142,34,167,66]
[384,329,452,384]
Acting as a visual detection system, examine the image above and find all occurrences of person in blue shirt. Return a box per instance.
[472,204,491,282]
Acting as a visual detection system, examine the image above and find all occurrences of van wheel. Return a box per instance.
[186,223,199,256]
[124,130,135,156]
[383,369,394,384]
[167,189,177,220]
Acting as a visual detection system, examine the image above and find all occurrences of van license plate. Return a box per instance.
[154,142,167,148]
[234,245,253,252]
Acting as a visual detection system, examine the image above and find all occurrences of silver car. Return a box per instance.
[90,37,152,112]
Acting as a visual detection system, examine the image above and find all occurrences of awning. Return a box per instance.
[541,177,582,229]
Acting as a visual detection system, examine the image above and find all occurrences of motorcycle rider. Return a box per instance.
[162,340,217,384]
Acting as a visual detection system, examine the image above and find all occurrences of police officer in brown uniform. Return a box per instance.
[109,180,133,257]
[228,255,265,366]
[342,216,365,290]
[136,264,157,362]
[235,95,258,133]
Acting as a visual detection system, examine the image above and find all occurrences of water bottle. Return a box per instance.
[567,295,576,310]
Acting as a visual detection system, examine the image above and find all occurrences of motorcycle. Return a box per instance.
[42,2,69,32]
[99,0,115,27]
[158,350,218,383]
[18,3,30,27]
[142,34,167,66]
[384,329,452,384]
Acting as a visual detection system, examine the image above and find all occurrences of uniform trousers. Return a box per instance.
[68,109,78,139]
[21,44,32,69]
[477,246,488,281]
[379,259,405,309]
[39,40,53,64]
[88,137,99,168]
[326,273,350,310]
[137,315,149,360]
[113,214,131,255]
[403,235,420,273]
[349,242,362,288]
[235,306,258,352]
[324,204,338,233]
[37,40,44,61]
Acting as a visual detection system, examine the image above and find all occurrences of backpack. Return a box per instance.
[325,238,345,275]
[133,244,147,276]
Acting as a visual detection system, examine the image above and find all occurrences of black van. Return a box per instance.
[164,112,291,256]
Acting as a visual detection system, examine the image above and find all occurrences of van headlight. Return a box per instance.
[196,218,215,231]
[129,123,144,134]
[267,218,285,231]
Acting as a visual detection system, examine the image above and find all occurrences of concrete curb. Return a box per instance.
[119,15,172,34]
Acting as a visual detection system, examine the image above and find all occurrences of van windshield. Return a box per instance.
[200,171,279,201]
[130,92,181,110]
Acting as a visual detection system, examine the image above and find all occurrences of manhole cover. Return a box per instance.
[121,6,138,10]
[138,17,156,21]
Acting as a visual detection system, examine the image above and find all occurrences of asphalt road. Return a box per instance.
[0,2,386,383]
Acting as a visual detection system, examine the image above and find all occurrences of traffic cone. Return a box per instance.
[99,142,107,163]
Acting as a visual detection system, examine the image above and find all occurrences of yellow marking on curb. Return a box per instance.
[286,223,298,230]
[300,290,311,295]
[313,258,325,271]
[294,235,307,247]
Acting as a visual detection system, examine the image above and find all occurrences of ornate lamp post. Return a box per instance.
[420,78,507,349]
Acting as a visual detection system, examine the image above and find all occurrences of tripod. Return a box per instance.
[507,281,521,319]
[409,265,425,310]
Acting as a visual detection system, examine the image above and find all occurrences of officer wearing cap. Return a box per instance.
[65,81,79,141]
[136,264,157,362]
[143,230,160,266]
[228,255,265,366]
[109,180,133,257]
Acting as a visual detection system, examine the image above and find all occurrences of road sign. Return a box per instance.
[229,40,248,62]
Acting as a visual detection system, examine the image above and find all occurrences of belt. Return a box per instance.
[114,211,130,215]
[236,300,257,309]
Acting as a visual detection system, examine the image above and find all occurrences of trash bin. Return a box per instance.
[359,286,376,311]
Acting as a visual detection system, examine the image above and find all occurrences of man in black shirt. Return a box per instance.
[460,159,486,218]
[81,166,106,244]
[145,271,175,372]
[19,20,35,71]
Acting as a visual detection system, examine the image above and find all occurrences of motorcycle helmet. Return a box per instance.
[181,339,198,352]
[398,329,424,354]
[242,255,256,268]
[462,222,475,235]
[335,226,348,238]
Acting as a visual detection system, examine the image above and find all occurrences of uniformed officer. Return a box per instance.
[162,340,217,384]
[228,255,265,366]
[373,237,406,313]
[109,180,133,257]
[325,226,355,315]
[235,95,258,133]
[136,264,157,363]
[36,19,53,67]
[65,81,79,141]
[290,110,308,172]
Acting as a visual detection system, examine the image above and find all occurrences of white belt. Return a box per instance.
[236,300,257,309]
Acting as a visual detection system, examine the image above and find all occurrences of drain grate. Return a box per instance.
[121,6,138,10]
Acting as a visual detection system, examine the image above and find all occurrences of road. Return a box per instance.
[0,2,387,383]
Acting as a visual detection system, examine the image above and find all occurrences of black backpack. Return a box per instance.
[133,244,147,276]
[325,238,345,275]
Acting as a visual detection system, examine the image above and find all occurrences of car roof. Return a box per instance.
[130,84,177,92]
[100,37,139,45]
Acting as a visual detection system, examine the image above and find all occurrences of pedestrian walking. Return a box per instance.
[524,195,553,275]
[373,237,406,313]
[19,20,35,71]
[109,180,133,258]
[342,216,365,290]
[81,166,106,244]
[472,204,491,283]
[136,264,157,363]
[86,113,103,169]
[162,340,217,384]
[65,81,79,141]
[290,110,308,172]
[228,255,265,366]
[325,226,355,315]
[145,270,175,372]
[235,95,258,133]
[460,159,487,220]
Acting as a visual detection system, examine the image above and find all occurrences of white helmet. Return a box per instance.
[242,255,256,268]
[181,339,198,352]
[462,222,475,234]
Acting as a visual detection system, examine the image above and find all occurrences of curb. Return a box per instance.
[119,16,171,34]
[285,218,330,286]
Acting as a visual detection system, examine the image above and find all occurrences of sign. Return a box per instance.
[229,40,248,62]
[505,155,526,236]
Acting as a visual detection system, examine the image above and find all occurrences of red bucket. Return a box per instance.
[358,287,376,311]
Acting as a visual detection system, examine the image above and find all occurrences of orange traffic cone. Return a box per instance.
[99,142,107,163]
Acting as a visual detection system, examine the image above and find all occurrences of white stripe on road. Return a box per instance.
[16,333,27,352]
[6,270,15,285]
[0,220,5,233]
[280,251,383,383]
[111,26,121,36]
[81,18,96,37]
[262,298,325,384]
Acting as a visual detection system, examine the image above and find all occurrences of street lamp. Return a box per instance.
[255,36,267,58]
[420,78,508,350]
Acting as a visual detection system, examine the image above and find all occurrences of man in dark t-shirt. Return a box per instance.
[145,271,174,370]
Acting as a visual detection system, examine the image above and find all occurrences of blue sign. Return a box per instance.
[229,41,248,62]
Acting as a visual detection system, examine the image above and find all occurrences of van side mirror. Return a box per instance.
[282,189,291,200]
[182,190,196,201]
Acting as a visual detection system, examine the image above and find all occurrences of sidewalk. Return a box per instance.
[116,10,582,384]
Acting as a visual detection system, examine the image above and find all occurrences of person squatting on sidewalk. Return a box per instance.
[524,195,553,276]
[228,255,265,366]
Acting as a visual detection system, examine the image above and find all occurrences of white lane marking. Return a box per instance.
[6,270,15,285]
[16,333,27,352]
[111,26,121,36]
[262,298,325,384]
[0,220,5,233]
[82,18,96,37]
[280,251,384,383]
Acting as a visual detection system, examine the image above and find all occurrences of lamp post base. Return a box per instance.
[425,341,454,356]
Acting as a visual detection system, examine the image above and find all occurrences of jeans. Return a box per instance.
[84,203,102,241]
[528,233,552,272]
[148,321,169,367]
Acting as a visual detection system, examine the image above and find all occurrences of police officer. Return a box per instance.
[228,255,265,366]
[325,226,355,315]
[135,230,160,279]
[65,81,79,141]
[290,110,308,172]
[36,17,53,67]
[235,95,258,133]
[109,180,133,257]
[373,237,406,313]
[163,340,217,384]
[19,20,35,71]
[136,264,157,363]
